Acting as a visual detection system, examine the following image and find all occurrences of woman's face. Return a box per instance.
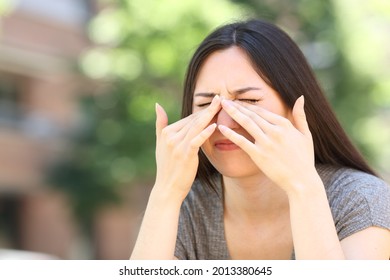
[193,46,291,178]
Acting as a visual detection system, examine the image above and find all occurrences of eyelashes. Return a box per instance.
[238,99,261,104]
[196,99,261,107]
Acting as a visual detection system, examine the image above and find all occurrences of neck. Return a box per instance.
[223,173,289,224]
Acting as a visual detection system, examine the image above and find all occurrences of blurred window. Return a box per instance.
[0,75,62,138]
[0,196,21,249]
[16,0,92,26]
[0,75,23,126]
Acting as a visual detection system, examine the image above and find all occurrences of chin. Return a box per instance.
[210,160,260,179]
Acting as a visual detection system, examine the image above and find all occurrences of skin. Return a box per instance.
[193,46,321,259]
[130,46,390,260]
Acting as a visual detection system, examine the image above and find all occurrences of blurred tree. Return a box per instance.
[49,0,248,228]
[332,0,390,173]
[49,0,390,233]
[233,0,390,170]
[0,0,15,15]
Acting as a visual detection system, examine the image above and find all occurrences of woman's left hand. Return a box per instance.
[219,96,318,193]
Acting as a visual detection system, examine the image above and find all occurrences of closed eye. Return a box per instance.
[196,102,212,107]
[238,99,260,104]
[195,99,261,107]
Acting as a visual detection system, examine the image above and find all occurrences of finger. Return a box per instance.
[181,95,221,140]
[167,94,221,134]
[218,124,256,155]
[155,103,168,138]
[228,101,275,134]
[292,95,310,135]
[189,123,217,150]
[237,101,290,127]
[220,99,266,140]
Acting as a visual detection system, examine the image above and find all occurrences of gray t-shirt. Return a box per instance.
[174,164,390,259]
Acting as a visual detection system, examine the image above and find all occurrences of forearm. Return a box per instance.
[287,175,345,259]
[130,187,183,260]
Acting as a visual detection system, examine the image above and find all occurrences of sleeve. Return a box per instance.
[329,171,390,241]
[174,235,187,260]
[174,201,195,260]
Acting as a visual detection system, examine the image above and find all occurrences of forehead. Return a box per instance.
[195,46,262,90]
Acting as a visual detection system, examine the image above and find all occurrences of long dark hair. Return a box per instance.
[181,19,376,189]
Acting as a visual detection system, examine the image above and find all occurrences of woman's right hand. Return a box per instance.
[153,95,221,201]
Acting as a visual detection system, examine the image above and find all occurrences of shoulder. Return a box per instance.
[317,164,390,201]
[317,164,390,240]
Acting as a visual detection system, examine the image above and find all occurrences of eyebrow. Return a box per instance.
[194,87,261,97]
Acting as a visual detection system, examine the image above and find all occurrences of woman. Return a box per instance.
[131,19,390,259]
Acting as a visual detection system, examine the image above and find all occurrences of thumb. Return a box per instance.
[155,103,168,138]
[292,95,310,135]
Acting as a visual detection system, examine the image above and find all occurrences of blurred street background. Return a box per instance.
[0,0,389,259]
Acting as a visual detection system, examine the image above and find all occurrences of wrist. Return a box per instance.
[285,172,325,201]
[149,184,187,208]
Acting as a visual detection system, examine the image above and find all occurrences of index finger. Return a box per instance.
[181,95,222,139]
[236,101,289,126]
[169,94,221,134]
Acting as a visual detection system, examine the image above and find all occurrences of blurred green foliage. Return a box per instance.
[50,0,248,226]
[49,0,390,225]
[0,0,15,15]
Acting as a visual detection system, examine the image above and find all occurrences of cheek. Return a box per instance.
[200,143,212,161]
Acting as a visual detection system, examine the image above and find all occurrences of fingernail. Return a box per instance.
[211,95,220,105]
[218,124,228,132]
[155,103,161,118]
[222,99,233,108]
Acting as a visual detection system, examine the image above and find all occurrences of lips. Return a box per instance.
[214,139,240,151]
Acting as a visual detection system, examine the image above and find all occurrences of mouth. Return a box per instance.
[214,139,240,151]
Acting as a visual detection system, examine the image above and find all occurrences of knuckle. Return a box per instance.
[278,117,291,127]
[161,127,170,138]
[166,136,177,147]
[269,126,283,139]
[247,110,258,119]
[191,114,203,126]
[261,137,273,150]
[166,140,175,149]
[193,117,203,127]
[189,140,199,150]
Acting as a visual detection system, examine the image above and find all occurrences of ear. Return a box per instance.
[292,96,310,135]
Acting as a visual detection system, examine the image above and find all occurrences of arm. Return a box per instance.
[341,227,390,259]
[282,177,390,259]
[130,97,221,259]
[286,175,345,259]
[288,173,390,259]
[130,187,183,259]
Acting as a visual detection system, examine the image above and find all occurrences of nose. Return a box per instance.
[216,108,239,129]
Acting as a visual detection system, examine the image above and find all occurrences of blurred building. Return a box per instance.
[0,0,139,259]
